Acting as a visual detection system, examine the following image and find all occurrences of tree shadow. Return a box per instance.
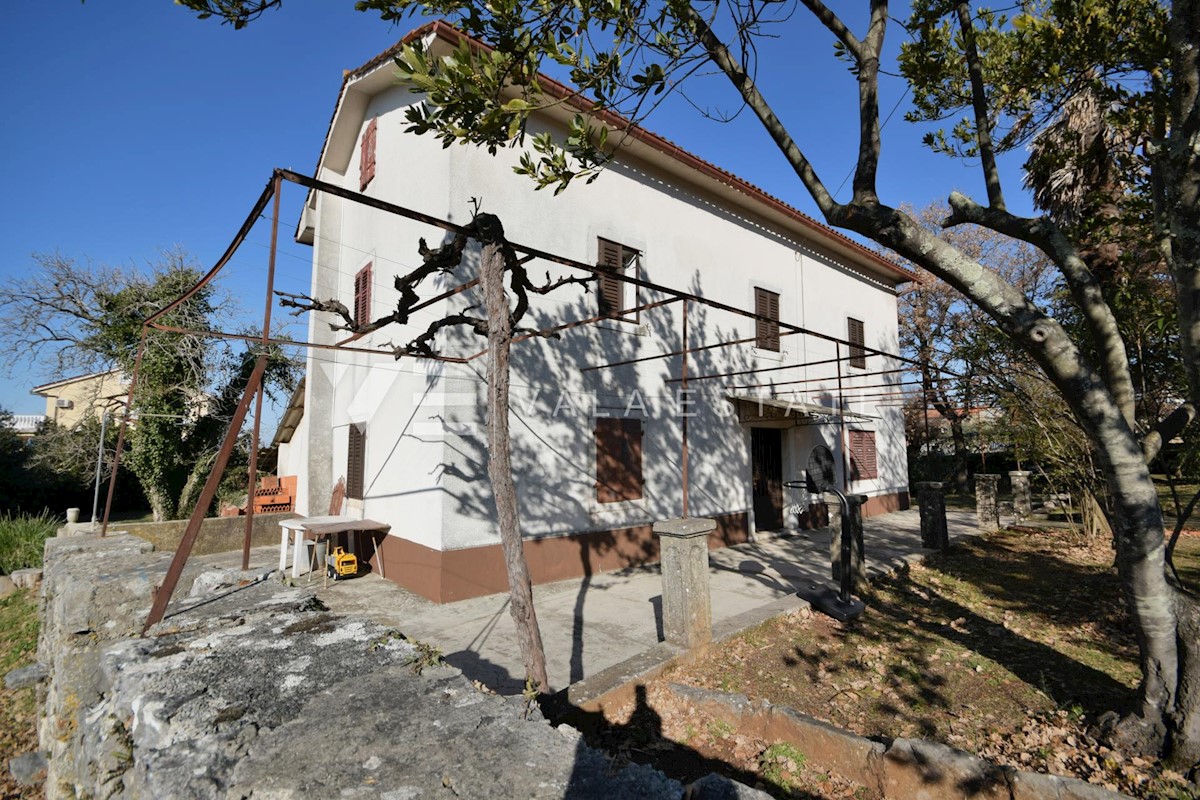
[773,538,1137,740]
[552,686,833,799]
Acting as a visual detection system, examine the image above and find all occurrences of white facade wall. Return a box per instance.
[301,82,908,555]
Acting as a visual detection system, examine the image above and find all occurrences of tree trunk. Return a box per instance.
[1170,593,1200,776]
[948,416,970,492]
[477,215,550,693]
[144,486,173,523]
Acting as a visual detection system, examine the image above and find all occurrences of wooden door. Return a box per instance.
[751,428,784,532]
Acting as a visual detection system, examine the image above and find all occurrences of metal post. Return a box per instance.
[242,173,282,570]
[681,299,689,519]
[835,342,849,492]
[90,412,109,528]
[143,356,269,633]
[102,327,147,536]
[922,369,932,479]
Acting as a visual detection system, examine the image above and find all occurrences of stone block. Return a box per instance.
[975,474,1001,530]
[0,576,14,599]
[916,481,949,550]
[883,738,1009,800]
[826,493,867,592]
[654,517,715,648]
[1009,471,1033,519]
[9,751,47,787]
[5,663,48,690]
[1007,768,1126,800]
[686,773,774,799]
[10,568,42,591]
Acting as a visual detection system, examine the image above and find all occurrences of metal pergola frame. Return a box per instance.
[102,167,957,631]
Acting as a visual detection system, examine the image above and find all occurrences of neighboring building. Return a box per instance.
[2,414,47,439]
[287,22,913,602]
[31,370,129,429]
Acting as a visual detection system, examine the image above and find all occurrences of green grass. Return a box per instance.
[0,510,57,575]
[759,742,808,793]
[0,589,40,800]
[0,590,39,674]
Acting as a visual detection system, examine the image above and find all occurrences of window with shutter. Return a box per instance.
[354,263,372,327]
[360,117,377,190]
[848,430,877,481]
[595,417,644,503]
[754,288,780,351]
[347,423,366,499]
[597,238,638,319]
[848,317,866,369]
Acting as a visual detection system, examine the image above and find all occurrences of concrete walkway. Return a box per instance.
[296,509,979,695]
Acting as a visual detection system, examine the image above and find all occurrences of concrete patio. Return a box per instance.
[281,508,981,695]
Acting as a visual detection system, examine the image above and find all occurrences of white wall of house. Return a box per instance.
[299,72,908,556]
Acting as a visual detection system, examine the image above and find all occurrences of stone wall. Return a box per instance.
[27,533,768,799]
[112,510,297,556]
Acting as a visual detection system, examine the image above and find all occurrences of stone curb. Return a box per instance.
[664,683,1131,800]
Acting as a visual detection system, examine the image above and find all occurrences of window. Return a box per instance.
[354,263,372,327]
[360,117,377,190]
[847,317,866,369]
[754,288,780,351]
[848,430,877,481]
[597,238,638,319]
[347,423,366,499]
[595,417,643,503]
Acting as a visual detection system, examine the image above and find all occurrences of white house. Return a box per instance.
[280,21,913,602]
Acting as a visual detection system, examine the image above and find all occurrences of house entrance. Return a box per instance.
[751,428,784,532]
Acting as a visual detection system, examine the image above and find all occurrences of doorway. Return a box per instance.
[751,428,784,532]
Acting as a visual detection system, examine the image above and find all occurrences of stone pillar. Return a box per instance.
[975,474,1001,529]
[916,482,948,550]
[825,493,867,592]
[1009,471,1032,519]
[653,518,715,648]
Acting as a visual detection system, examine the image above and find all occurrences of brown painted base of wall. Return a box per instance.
[367,490,909,604]
[369,511,749,604]
[864,490,910,518]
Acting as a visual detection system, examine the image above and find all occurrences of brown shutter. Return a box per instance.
[595,417,643,503]
[848,317,866,368]
[597,238,625,318]
[354,263,372,327]
[347,423,366,499]
[863,432,877,479]
[360,117,377,190]
[622,417,644,500]
[848,430,877,481]
[755,288,780,351]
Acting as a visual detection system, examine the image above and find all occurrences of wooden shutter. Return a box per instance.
[354,263,372,327]
[848,317,866,369]
[755,288,780,351]
[595,417,643,503]
[597,238,630,318]
[347,423,366,499]
[360,117,377,190]
[848,430,877,481]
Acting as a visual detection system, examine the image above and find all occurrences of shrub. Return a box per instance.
[0,510,57,574]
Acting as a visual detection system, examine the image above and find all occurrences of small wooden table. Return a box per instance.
[278,516,391,579]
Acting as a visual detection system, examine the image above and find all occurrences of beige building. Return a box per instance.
[32,370,129,429]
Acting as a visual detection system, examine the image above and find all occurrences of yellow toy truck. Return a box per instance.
[325,546,358,581]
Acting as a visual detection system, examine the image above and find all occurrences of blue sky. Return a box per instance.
[0,2,1032,417]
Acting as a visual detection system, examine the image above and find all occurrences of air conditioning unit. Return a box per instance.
[55,398,74,410]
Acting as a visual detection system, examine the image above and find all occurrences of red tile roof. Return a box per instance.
[313,20,913,284]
